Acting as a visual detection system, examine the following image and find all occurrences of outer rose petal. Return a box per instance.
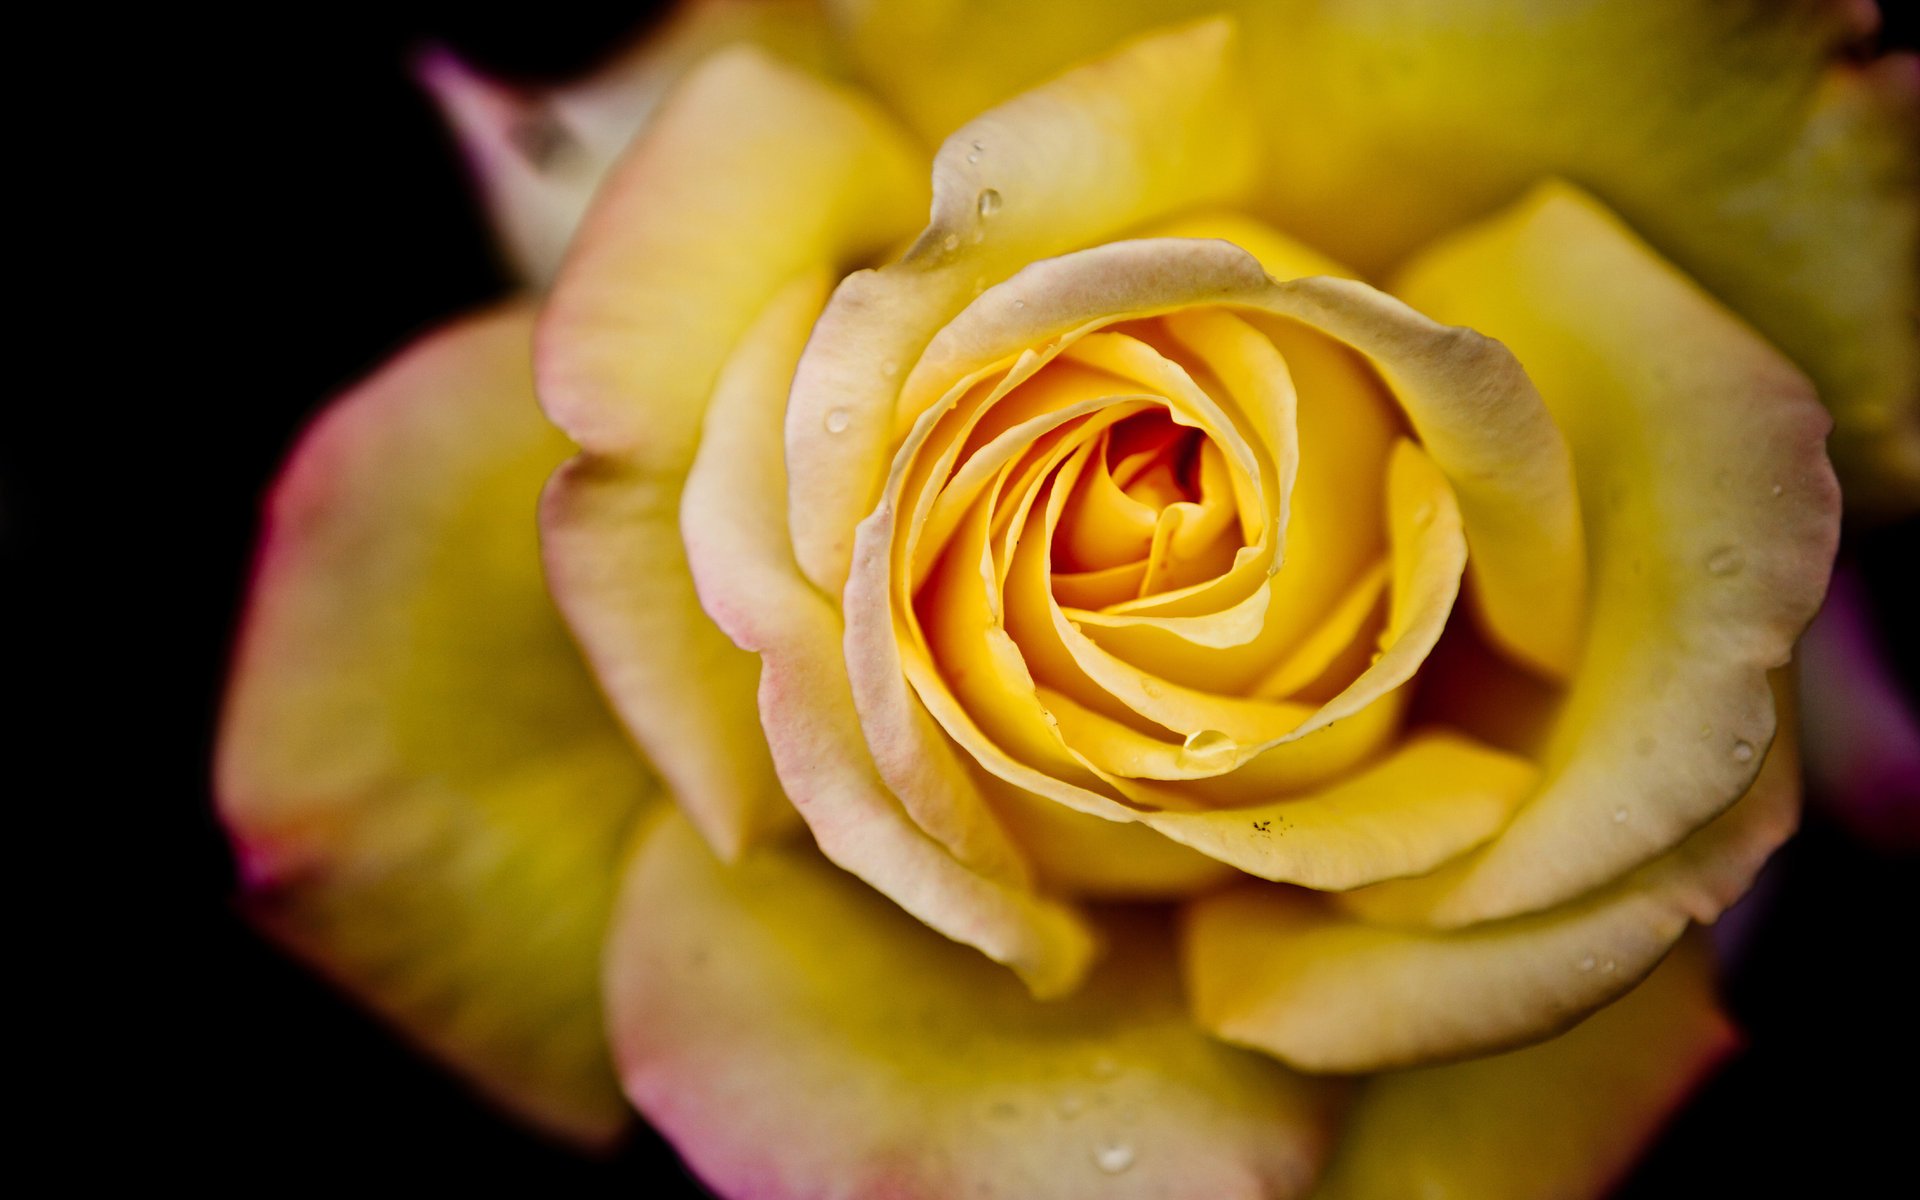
[684,275,1096,995]
[1307,934,1737,1200]
[215,305,655,1144]
[419,0,835,284]
[1185,711,1799,1071]
[1368,181,1839,927]
[537,47,924,859]
[608,812,1341,1200]
[1236,0,1919,508]
[830,0,1920,508]
[787,17,1260,595]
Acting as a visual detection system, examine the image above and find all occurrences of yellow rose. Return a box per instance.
[219,2,1908,1195]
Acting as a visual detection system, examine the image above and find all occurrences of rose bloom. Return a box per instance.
[218,2,1916,1196]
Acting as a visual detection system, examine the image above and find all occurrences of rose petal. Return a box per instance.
[682,277,1098,996]
[1368,180,1839,927]
[1308,933,1738,1200]
[537,47,923,859]
[1184,709,1797,1071]
[608,812,1340,1200]
[216,305,654,1144]
[418,0,835,284]
[1237,0,1918,508]
[788,18,1260,595]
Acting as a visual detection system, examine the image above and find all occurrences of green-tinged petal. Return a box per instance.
[788,18,1260,594]
[1238,0,1918,508]
[1366,181,1838,927]
[1309,933,1738,1200]
[216,305,654,1144]
[537,47,923,859]
[1184,711,1797,1072]
[420,0,837,284]
[608,812,1341,1200]
[824,0,1224,140]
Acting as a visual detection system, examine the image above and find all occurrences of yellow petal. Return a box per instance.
[1239,0,1918,508]
[1309,934,1738,1200]
[608,812,1340,1200]
[537,45,923,464]
[1184,712,1798,1071]
[788,18,1259,594]
[536,47,923,859]
[418,0,836,284]
[1372,180,1838,927]
[1143,732,1537,890]
[216,305,654,1144]
[674,284,1098,996]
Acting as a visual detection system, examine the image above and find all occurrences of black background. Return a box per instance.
[68,2,1915,1192]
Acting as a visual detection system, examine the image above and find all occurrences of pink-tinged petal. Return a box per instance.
[1308,934,1738,1200]
[1368,181,1840,927]
[1185,704,1798,1072]
[787,18,1260,595]
[535,47,924,859]
[419,0,837,284]
[216,304,655,1145]
[1799,563,1920,849]
[681,275,1096,995]
[609,812,1341,1200]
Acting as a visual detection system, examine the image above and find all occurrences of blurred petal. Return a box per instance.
[788,18,1260,594]
[420,0,836,283]
[1799,563,1920,849]
[1240,0,1919,509]
[609,812,1340,1200]
[1308,934,1738,1200]
[1186,714,1797,1071]
[1374,181,1838,926]
[537,47,923,859]
[216,305,654,1144]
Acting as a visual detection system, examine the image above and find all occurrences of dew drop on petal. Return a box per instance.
[942,233,961,253]
[1090,1054,1120,1079]
[824,407,851,434]
[1056,1093,1084,1120]
[1705,546,1744,576]
[1578,954,1597,972]
[1612,807,1629,824]
[1012,298,1026,310]
[882,360,900,377]
[976,187,1003,218]
[1732,739,1755,763]
[1092,1142,1135,1175]
[1770,483,1784,497]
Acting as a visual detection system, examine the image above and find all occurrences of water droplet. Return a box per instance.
[942,233,961,253]
[976,188,1003,218]
[1141,678,1162,698]
[1770,483,1784,497]
[882,360,900,377]
[970,229,985,245]
[1090,1055,1120,1079]
[1178,729,1237,770]
[1732,739,1755,763]
[1056,1093,1084,1119]
[1092,1142,1135,1174]
[824,407,851,434]
[966,152,980,164]
[1012,298,1026,310]
[1602,959,1617,973]
[1612,807,1629,824]
[1578,955,1597,972]
[1705,546,1744,576]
